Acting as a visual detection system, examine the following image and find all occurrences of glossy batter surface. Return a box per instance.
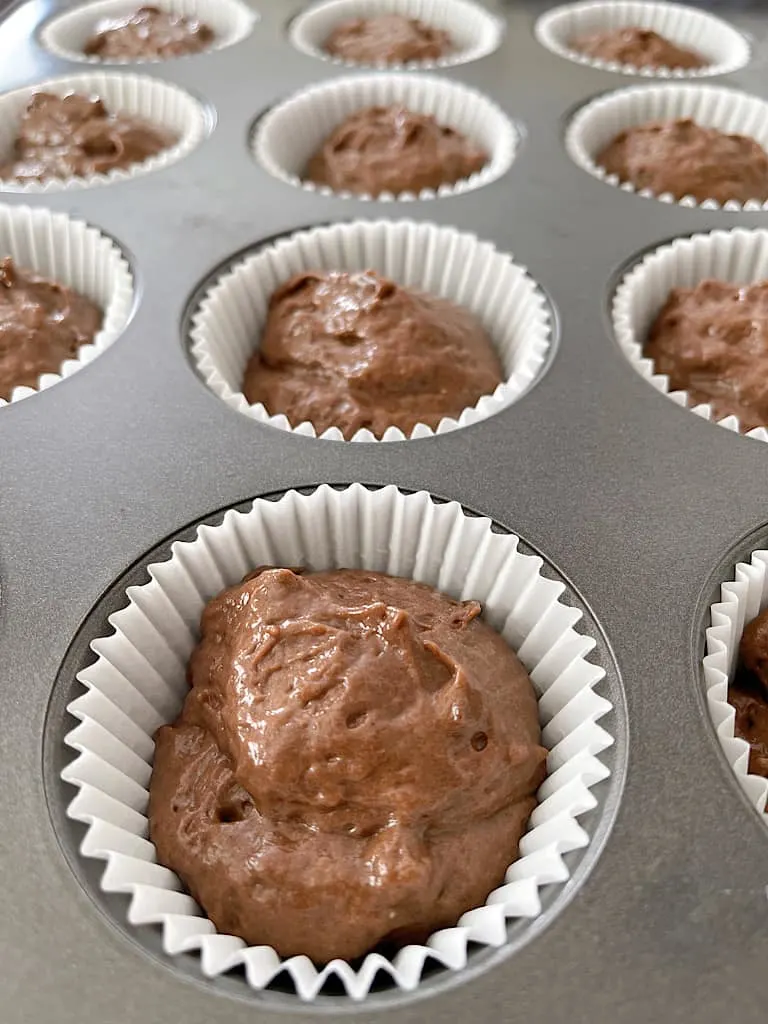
[242,269,503,438]
[150,568,547,961]
[84,5,215,60]
[324,14,452,64]
[571,27,704,69]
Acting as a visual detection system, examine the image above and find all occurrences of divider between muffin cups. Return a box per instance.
[536,0,750,78]
[612,227,768,442]
[289,0,504,70]
[61,484,614,1001]
[253,72,517,201]
[0,72,208,193]
[0,204,133,407]
[39,0,257,64]
[189,219,551,443]
[566,84,768,210]
[704,550,768,819]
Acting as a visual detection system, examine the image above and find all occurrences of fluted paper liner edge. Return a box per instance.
[536,0,750,79]
[566,83,768,211]
[0,72,207,193]
[253,72,517,202]
[188,219,551,442]
[62,484,614,1001]
[612,227,768,442]
[0,204,133,407]
[703,549,768,818]
[289,0,503,70]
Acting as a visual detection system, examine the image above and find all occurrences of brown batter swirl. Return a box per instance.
[730,608,768,788]
[149,567,547,961]
[0,92,178,183]
[0,257,103,401]
[305,104,488,197]
[597,118,768,205]
[242,269,503,439]
[645,279,768,432]
[324,14,452,65]
[570,27,705,70]
[84,5,215,60]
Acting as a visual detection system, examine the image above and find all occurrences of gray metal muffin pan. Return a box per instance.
[1,0,767,1021]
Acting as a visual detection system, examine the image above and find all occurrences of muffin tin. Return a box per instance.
[1,0,767,1022]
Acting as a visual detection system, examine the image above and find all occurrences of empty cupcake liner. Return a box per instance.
[0,72,208,194]
[612,228,768,442]
[536,1,750,78]
[62,483,614,1001]
[703,549,768,819]
[39,0,257,65]
[189,219,551,442]
[253,72,517,201]
[289,0,503,70]
[566,83,768,210]
[0,203,134,408]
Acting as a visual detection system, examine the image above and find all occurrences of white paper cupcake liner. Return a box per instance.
[62,483,614,1001]
[253,73,517,201]
[566,84,768,210]
[289,0,503,70]
[40,0,257,65]
[189,219,551,442]
[0,72,208,194]
[612,227,768,442]
[536,1,750,78]
[704,550,768,820]
[0,203,133,408]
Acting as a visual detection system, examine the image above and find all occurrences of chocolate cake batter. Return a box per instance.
[149,567,547,961]
[83,5,215,60]
[305,104,488,197]
[570,26,705,70]
[324,14,452,65]
[242,269,503,439]
[0,92,177,183]
[597,118,768,205]
[0,257,103,401]
[645,279,768,432]
[730,608,768,786]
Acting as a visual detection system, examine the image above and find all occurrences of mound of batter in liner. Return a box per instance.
[0,257,103,401]
[597,118,768,205]
[324,13,452,65]
[645,279,768,432]
[84,5,214,60]
[729,607,768,790]
[305,104,488,197]
[570,26,705,70]
[149,567,547,962]
[242,269,503,439]
[0,92,178,183]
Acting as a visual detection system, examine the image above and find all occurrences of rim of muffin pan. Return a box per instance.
[46,484,628,1008]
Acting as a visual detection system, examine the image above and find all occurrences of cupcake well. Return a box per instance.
[536,0,750,78]
[289,0,503,69]
[0,71,208,194]
[612,228,768,441]
[40,0,257,64]
[0,204,134,408]
[566,84,768,210]
[253,72,517,201]
[188,219,551,442]
[62,484,614,1001]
